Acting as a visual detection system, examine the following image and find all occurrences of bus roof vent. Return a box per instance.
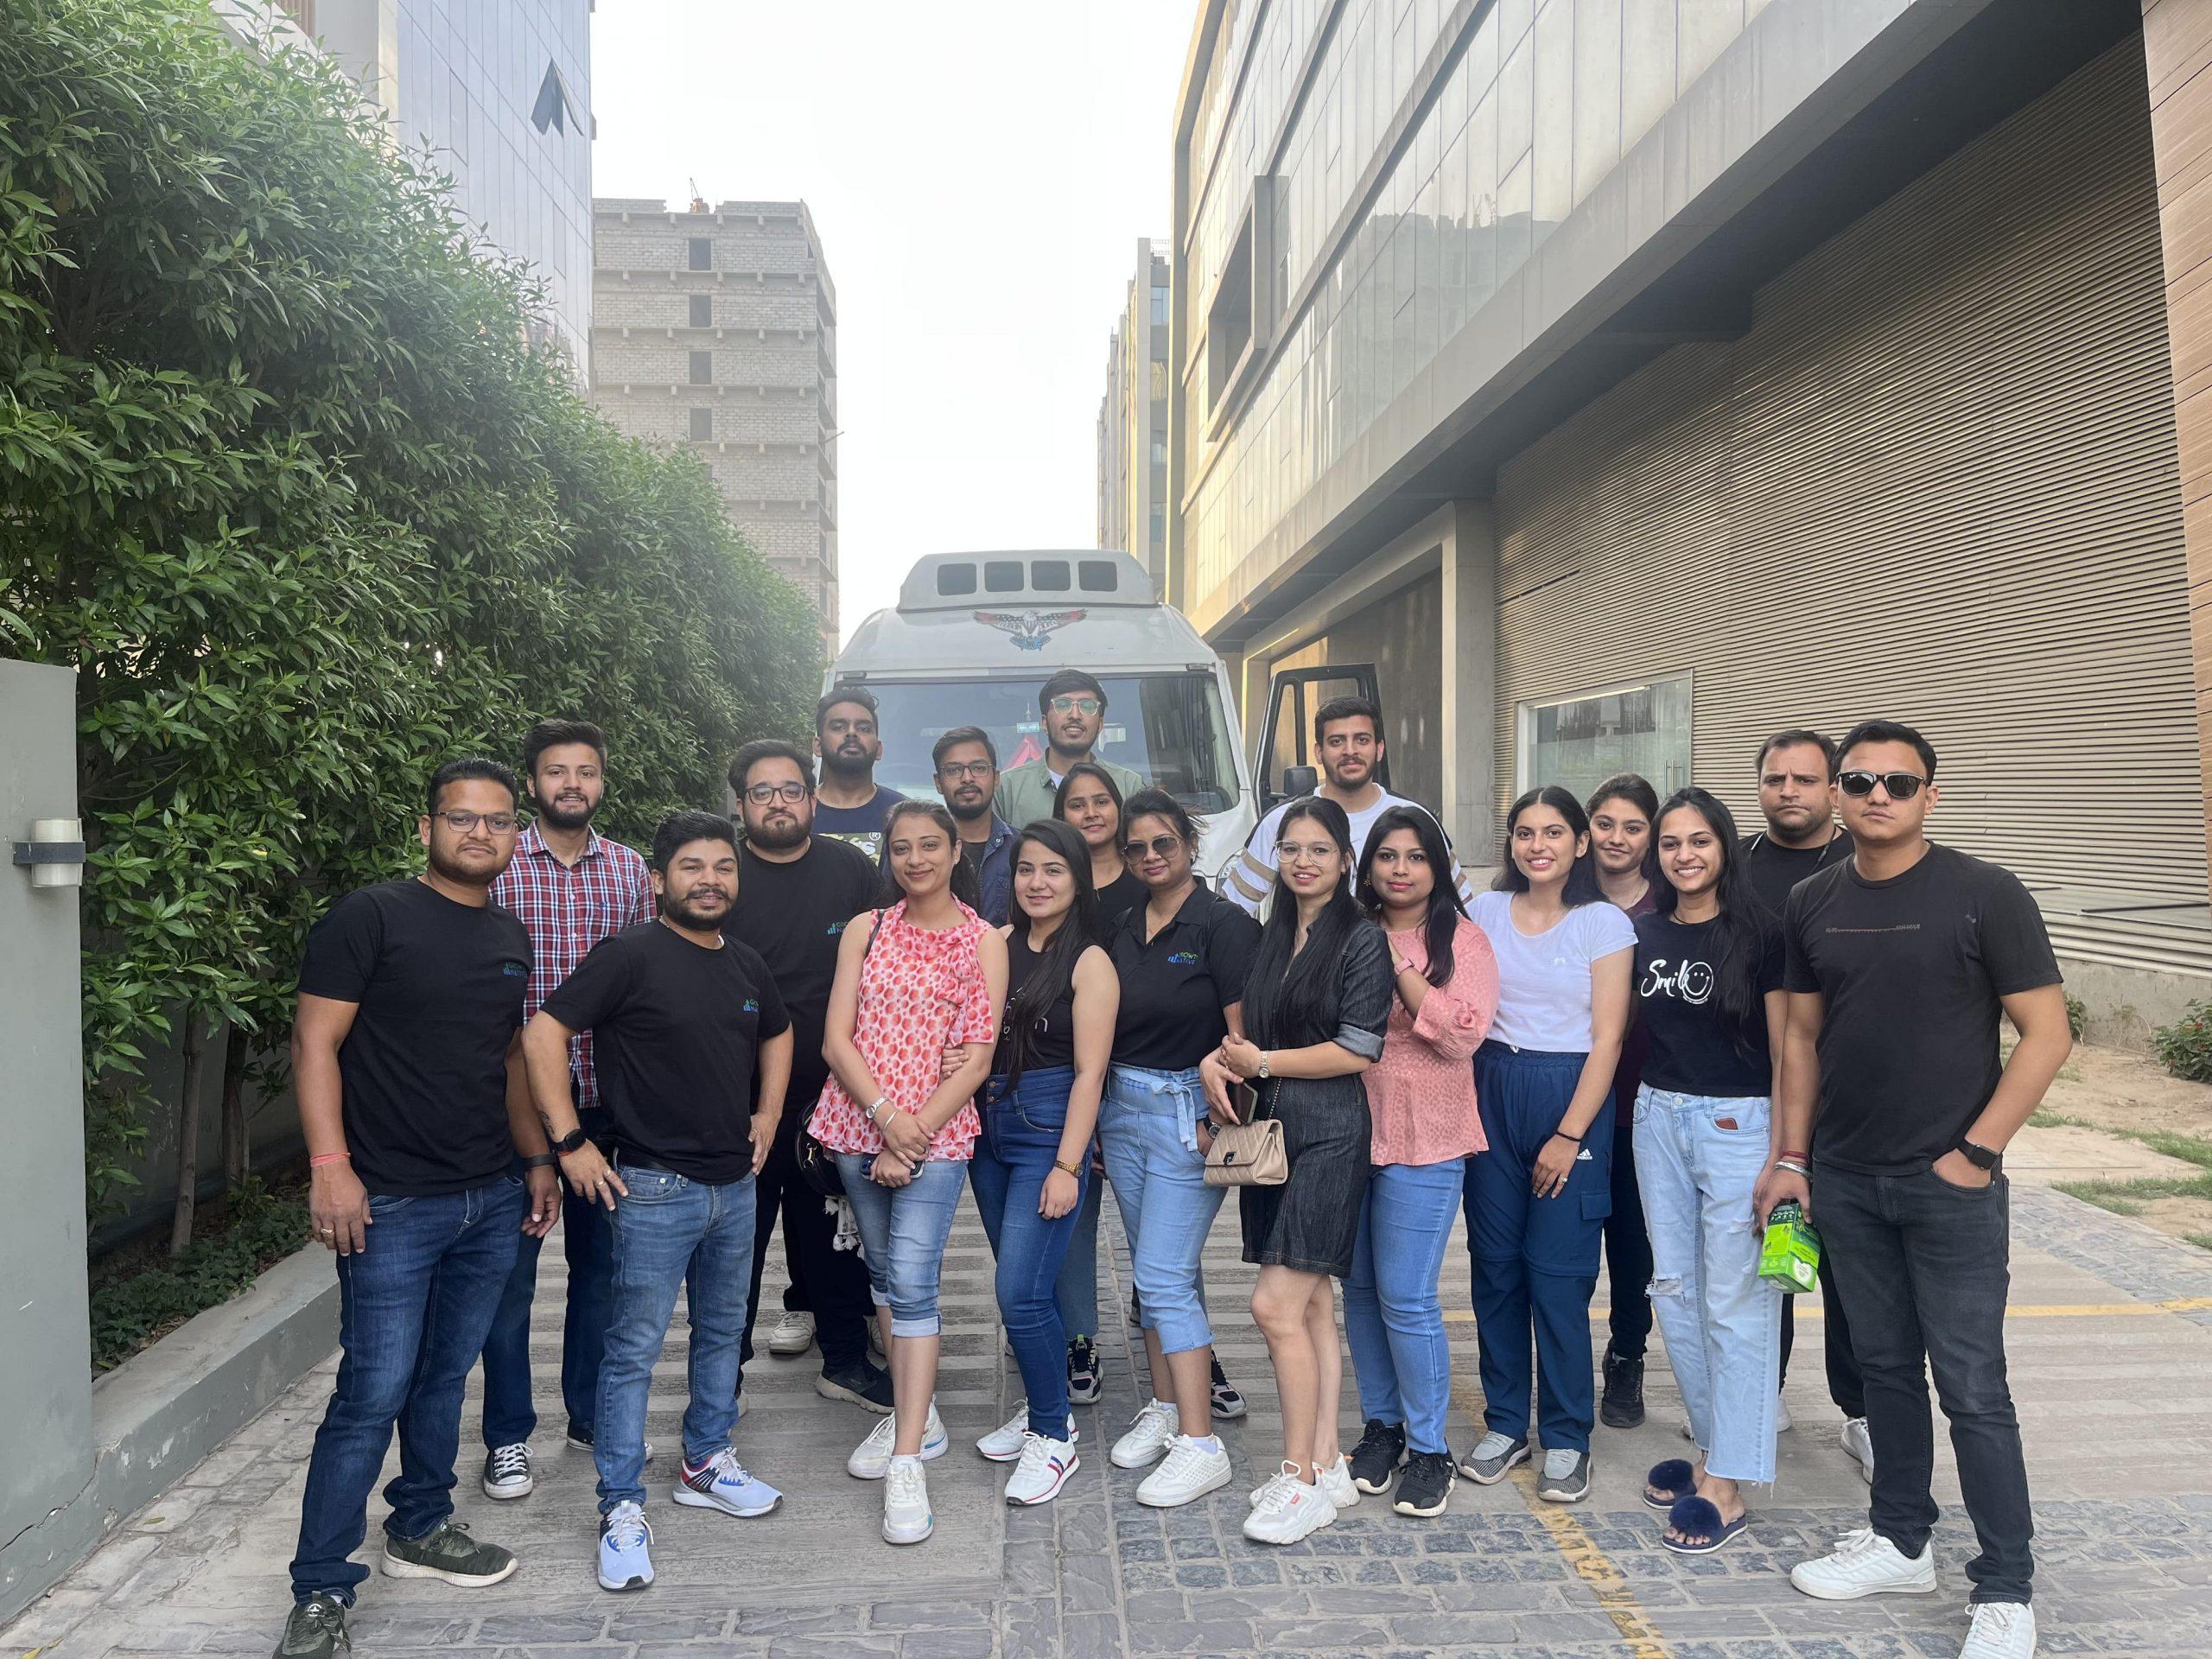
[901,550,1154,612]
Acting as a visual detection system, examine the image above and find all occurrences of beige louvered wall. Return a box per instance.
[1490,41,2200,905]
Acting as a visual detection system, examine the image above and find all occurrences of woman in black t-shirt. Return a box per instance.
[1056,761,1146,932]
[1630,787,1787,1558]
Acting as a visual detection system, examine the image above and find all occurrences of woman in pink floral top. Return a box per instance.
[1341,806,1499,1517]
[819,800,1007,1545]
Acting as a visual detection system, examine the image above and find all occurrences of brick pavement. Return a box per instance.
[9,1180,2212,1659]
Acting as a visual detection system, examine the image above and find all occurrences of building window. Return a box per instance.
[1150,435,1167,467]
[1150,361,1167,401]
[1147,503,1165,549]
[689,407,712,440]
[1151,283,1169,325]
[688,237,712,271]
[689,350,712,385]
[689,294,712,327]
[1516,676,1693,804]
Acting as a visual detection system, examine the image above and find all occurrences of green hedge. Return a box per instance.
[88,1180,314,1370]
[0,1,820,1212]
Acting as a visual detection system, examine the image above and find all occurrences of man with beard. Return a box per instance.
[933,725,1015,924]
[993,669,1143,829]
[479,720,653,1501]
[277,760,553,1659]
[1221,696,1477,916]
[810,687,907,861]
[722,740,892,1408]
[525,811,792,1592]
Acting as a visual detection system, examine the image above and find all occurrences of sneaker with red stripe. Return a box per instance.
[1002,1427,1079,1506]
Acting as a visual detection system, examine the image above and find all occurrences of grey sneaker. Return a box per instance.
[1457,1431,1529,1484]
[273,1593,349,1657]
[1537,1446,1592,1503]
[379,1519,518,1587]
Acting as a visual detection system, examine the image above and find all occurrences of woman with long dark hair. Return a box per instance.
[1630,788,1787,1554]
[1203,798,1394,1545]
[966,820,1118,1505]
[1459,785,1635,1504]
[1339,807,1499,1516]
[1056,761,1146,932]
[817,800,1008,1545]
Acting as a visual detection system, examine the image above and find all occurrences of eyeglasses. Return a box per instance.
[1836,769,1928,800]
[1275,842,1338,865]
[1122,834,1182,860]
[1048,696,1103,715]
[439,810,518,834]
[937,760,995,781]
[744,781,809,805]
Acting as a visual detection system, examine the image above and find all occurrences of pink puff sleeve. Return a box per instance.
[1409,918,1499,1063]
[945,933,996,1046]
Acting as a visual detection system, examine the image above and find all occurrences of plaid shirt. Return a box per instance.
[489,823,654,1111]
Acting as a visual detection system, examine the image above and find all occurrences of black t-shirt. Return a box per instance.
[1095,868,1146,936]
[1783,842,2061,1176]
[995,929,1077,1074]
[296,879,531,1197]
[1109,884,1261,1070]
[1634,912,1784,1098]
[543,921,791,1183]
[1739,826,1854,921]
[724,836,878,1104]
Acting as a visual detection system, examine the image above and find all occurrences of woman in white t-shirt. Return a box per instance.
[1459,785,1635,1505]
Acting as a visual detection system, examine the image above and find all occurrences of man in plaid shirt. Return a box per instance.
[478,720,653,1501]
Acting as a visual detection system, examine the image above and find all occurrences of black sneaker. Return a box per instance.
[1393,1450,1458,1517]
[1208,1356,1247,1421]
[379,1520,517,1587]
[1066,1335,1101,1405]
[1600,1343,1645,1429]
[815,1357,896,1414]
[1347,1418,1407,1494]
[273,1593,350,1657]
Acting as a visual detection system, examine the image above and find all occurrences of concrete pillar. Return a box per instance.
[1440,500,1499,867]
[2143,0,2212,887]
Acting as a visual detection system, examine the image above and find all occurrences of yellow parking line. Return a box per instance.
[1440,1298,2212,1324]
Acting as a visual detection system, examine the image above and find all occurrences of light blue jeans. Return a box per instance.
[1632,1084,1783,1484]
[1342,1160,1464,1455]
[1098,1065,1224,1356]
[833,1153,968,1338]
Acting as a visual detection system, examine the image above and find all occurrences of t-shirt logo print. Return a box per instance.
[1167,950,1199,965]
[1640,957,1713,1007]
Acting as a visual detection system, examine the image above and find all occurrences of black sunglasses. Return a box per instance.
[1121,834,1183,860]
[1836,769,1928,800]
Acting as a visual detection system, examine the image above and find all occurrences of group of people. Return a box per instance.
[274,674,2067,1659]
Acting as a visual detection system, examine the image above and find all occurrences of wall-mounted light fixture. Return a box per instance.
[13,819,85,890]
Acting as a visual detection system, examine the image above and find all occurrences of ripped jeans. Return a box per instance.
[1631,1085,1782,1484]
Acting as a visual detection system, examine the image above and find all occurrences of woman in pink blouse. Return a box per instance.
[1343,806,1499,1518]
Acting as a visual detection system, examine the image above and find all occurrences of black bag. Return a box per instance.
[796,908,887,1198]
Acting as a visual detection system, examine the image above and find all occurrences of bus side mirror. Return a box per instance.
[1282,765,1319,798]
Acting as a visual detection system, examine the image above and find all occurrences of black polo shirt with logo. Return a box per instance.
[1107,884,1262,1071]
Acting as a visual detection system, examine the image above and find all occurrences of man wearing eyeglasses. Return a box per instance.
[279,759,550,1659]
[993,668,1143,830]
[933,725,1016,924]
[721,740,892,1413]
[1760,720,2069,1659]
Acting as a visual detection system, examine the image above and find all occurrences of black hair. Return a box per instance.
[1313,695,1382,746]
[996,818,1101,1095]
[1837,718,1938,781]
[1755,728,1839,777]
[932,725,999,771]
[651,809,738,872]
[522,718,607,779]
[1120,787,1198,854]
[816,683,878,732]
[1493,785,1606,906]
[1586,772,1657,823]
[728,738,815,798]
[1355,804,1464,988]
[1647,788,1775,1057]
[1243,797,1368,1048]
[1038,668,1108,718]
[882,798,982,910]
[1054,759,1127,823]
[428,757,518,817]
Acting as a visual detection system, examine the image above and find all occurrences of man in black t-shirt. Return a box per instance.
[721,739,890,1411]
[280,759,552,1659]
[526,811,793,1592]
[1764,721,2069,1655]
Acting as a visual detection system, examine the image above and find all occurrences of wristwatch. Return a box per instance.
[1256,1051,1271,1081]
[550,1126,591,1157]
[1955,1137,2000,1172]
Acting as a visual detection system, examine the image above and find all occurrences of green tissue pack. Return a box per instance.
[1759,1198,1821,1292]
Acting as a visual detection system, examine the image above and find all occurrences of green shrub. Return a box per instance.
[2153,1001,2212,1084]
[2066,995,2088,1041]
[88,1181,311,1370]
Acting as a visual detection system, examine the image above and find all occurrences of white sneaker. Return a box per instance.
[1314,1453,1359,1510]
[847,1402,948,1479]
[766,1310,815,1356]
[1002,1428,1080,1506]
[977,1407,1029,1463]
[481,1442,533,1500]
[1840,1416,1875,1483]
[1136,1434,1232,1508]
[1789,1527,1939,1600]
[1777,1389,1795,1433]
[881,1455,933,1544]
[1243,1464,1338,1545]
[1109,1398,1179,1469]
[1959,1601,2037,1659]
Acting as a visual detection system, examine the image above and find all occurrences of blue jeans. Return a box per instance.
[970,1066,1091,1435]
[594,1160,756,1513]
[1055,1151,1103,1338]
[481,1143,614,1446]
[1343,1160,1463,1455]
[1464,1043,1612,1453]
[833,1152,968,1338]
[1633,1086,1782,1483]
[289,1178,524,1603]
[1098,1065,1224,1357]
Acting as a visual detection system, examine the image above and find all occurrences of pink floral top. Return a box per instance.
[1368,917,1500,1166]
[813,899,995,1163]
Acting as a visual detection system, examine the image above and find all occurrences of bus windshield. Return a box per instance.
[862,673,1243,814]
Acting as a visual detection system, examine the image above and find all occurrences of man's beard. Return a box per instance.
[944,790,991,823]
[663,891,730,928]
[1326,760,1370,790]
[820,746,872,779]
[535,793,596,831]
[427,842,498,888]
[747,815,808,852]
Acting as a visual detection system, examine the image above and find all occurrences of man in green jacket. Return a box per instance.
[993,669,1144,828]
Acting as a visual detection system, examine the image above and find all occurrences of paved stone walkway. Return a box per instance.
[9,1179,2212,1659]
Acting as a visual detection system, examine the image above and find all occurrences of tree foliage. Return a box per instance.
[0,0,821,1217]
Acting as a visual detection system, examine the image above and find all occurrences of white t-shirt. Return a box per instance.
[1468,890,1636,1052]
[1222,790,1477,917]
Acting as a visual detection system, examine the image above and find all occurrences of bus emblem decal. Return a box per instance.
[975,608,1087,650]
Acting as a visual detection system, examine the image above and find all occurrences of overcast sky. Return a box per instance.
[591,1,1195,643]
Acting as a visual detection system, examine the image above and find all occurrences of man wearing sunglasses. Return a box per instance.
[1760,720,2069,1659]
[993,668,1144,830]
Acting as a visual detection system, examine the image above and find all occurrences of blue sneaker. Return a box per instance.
[596,1501,653,1592]
[673,1446,783,1517]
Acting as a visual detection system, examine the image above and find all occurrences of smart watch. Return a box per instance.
[1955,1137,2000,1172]
[551,1126,592,1157]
